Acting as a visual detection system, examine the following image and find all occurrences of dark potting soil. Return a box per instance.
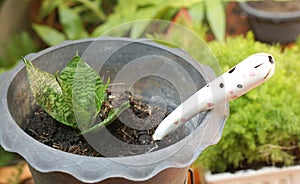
[22,90,182,157]
[247,0,300,12]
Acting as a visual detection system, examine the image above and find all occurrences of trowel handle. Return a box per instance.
[153,53,275,141]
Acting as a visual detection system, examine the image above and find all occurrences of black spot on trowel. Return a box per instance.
[268,56,274,64]
[254,63,263,68]
[228,67,236,74]
[219,83,224,88]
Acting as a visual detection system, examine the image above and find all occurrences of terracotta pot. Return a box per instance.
[0,37,228,183]
[239,1,300,43]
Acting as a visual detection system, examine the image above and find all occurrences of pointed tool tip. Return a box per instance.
[152,134,162,141]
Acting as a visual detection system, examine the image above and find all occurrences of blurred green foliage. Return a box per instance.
[0,146,14,167]
[0,0,237,72]
[32,0,228,45]
[196,32,300,173]
[0,31,38,73]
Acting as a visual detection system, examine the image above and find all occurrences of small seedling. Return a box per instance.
[23,53,129,134]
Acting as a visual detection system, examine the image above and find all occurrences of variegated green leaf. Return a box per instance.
[23,58,76,127]
[59,54,106,112]
[23,54,126,133]
[58,54,108,129]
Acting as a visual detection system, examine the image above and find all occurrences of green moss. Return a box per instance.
[0,146,14,167]
[196,32,300,173]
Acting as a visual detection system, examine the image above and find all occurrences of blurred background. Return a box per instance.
[1,0,300,183]
[0,0,251,72]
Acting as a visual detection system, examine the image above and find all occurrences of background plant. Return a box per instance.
[32,0,233,46]
[0,31,38,72]
[0,0,38,72]
[195,33,300,173]
[0,147,14,167]
[0,0,251,71]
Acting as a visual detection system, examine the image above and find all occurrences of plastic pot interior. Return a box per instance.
[0,37,228,183]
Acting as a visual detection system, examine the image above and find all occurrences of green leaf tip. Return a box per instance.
[22,57,33,68]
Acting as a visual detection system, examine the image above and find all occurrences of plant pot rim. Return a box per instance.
[0,37,228,183]
[239,1,300,21]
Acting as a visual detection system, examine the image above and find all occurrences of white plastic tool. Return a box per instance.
[153,53,275,141]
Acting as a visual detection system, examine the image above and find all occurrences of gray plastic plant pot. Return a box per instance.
[239,2,300,44]
[0,37,228,184]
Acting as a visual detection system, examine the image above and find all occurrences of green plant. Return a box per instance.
[195,32,300,173]
[0,146,14,167]
[23,53,129,134]
[0,31,38,73]
[33,0,238,45]
[33,0,91,46]
[94,0,259,42]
